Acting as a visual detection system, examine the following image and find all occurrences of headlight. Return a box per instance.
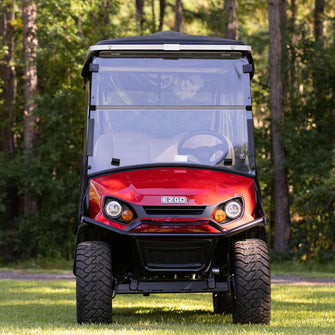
[105,200,122,218]
[104,198,136,224]
[224,200,242,219]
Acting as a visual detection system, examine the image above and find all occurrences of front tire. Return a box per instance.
[232,238,271,324]
[76,241,113,323]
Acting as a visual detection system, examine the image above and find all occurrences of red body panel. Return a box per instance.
[89,167,256,232]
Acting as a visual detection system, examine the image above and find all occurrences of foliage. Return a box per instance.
[284,21,335,262]
[0,0,122,260]
[0,280,334,334]
[0,0,334,262]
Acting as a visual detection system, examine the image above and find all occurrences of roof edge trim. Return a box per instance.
[86,44,252,59]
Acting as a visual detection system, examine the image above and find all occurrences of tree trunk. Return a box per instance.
[136,0,145,34]
[279,0,287,85]
[151,0,156,33]
[0,1,16,153]
[0,0,18,262]
[175,0,183,33]
[22,0,38,214]
[268,0,291,253]
[288,0,296,94]
[224,0,238,40]
[103,0,110,25]
[159,0,166,31]
[314,0,324,42]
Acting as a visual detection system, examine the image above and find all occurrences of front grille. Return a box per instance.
[137,238,214,271]
[143,206,205,216]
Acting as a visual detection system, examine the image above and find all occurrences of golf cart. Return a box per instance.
[75,31,271,324]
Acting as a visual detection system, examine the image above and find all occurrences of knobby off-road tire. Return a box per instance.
[232,238,271,324]
[76,241,113,323]
[213,291,233,314]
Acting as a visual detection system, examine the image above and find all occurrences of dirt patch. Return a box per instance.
[0,271,334,285]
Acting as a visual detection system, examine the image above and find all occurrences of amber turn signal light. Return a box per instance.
[213,209,227,222]
[121,209,134,222]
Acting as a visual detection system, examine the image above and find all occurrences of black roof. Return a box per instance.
[95,31,245,46]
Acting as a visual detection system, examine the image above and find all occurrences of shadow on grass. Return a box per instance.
[0,303,232,329]
[113,306,225,324]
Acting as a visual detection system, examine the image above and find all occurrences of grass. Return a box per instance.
[0,280,334,335]
[271,261,335,279]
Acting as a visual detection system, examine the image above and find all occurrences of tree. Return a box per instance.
[267,0,291,253]
[22,0,38,214]
[136,0,145,34]
[175,0,183,33]
[0,1,16,154]
[314,0,324,42]
[287,0,296,95]
[159,0,166,31]
[0,0,17,262]
[150,0,156,33]
[224,0,238,39]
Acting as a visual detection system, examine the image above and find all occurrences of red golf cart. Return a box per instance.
[75,31,271,324]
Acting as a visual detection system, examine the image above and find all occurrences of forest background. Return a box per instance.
[0,0,334,264]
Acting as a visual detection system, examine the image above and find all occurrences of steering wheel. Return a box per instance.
[177,130,229,165]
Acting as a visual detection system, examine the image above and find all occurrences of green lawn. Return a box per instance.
[0,280,334,334]
[271,261,335,278]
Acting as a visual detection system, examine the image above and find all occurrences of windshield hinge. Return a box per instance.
[89,63,99,72]
[249,156,256,171]
[243,64,253,74]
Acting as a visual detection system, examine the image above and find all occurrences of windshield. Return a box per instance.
[91,57,251,106]
[88,57,254,174]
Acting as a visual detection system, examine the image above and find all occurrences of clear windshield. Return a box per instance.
[88,57,253,174]
[91,57,251,106]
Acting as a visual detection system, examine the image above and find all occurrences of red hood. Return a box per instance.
[89,167,255,207]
